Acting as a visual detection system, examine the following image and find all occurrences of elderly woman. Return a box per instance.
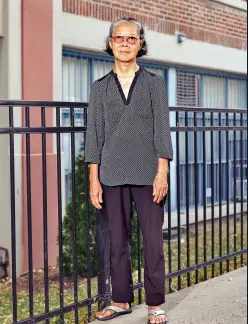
[85,17,173,324]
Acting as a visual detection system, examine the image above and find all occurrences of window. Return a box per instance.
[228,78,247,109]
[176,72,199,107]
[202,75,226,108]
[176,70,247,209]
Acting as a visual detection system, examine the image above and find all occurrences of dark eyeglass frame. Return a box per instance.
[111,35,141,45]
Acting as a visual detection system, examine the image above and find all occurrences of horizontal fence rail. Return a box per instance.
[0,100,247,324]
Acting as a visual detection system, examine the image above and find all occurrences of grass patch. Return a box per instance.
[0,215,246,323]
[164,215,247,293]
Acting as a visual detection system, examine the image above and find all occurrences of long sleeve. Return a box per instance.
[151,75,173,161]
[85,81,105,164]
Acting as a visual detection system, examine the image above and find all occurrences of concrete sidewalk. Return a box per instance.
[92,266,247,324]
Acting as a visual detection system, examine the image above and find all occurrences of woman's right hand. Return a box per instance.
[89,178,103,209]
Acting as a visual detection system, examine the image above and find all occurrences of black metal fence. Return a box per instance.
[0,100,247,324]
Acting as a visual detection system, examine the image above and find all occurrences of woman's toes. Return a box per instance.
[149,315,156,324]
[148,312,168,323]
[97,312,105,318]
[96,310,112,319]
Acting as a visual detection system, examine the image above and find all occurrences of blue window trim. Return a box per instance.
[199,74,203,107]
[88,58,93,95]
[225,79,229,108]
[175,67,246,80]
[63,48,247,81]
[163,69,168,87]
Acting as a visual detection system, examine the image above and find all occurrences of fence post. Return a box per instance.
[96,209,111,309]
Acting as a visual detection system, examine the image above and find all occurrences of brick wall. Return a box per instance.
[63,0,247,50]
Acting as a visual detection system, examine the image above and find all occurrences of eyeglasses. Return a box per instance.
[111,36,140,45]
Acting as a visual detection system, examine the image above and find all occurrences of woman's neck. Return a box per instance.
[113,61,139,76]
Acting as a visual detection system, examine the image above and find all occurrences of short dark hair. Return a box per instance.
[104,17,148,58]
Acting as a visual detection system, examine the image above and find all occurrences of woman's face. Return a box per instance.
[109,22,143,63]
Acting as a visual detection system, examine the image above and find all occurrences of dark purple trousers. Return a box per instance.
[101,184,166,306]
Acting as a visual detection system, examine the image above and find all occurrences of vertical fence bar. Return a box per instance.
[167,161,172,293]
[218,112,223,275]
[84,162,92,321]
[225,79,230,272]
[175,111,181,290]
[56,107,64,323]
[240,112,244,266]
[96,208,111,309]
[202,112,207,280]
[226,112,230,272]
[70,106,79,323]
[41,107,50,323]
[83,106,92,321]
[233,112,237,269]
[185,111,190,287]
[137,216,142,304]
[9,105,18,323]
[210,112,215,278]
[25,106,34,318]
[194,111,199,284]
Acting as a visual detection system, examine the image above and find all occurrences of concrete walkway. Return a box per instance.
[92,266,247,324]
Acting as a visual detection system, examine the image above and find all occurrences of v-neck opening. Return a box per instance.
[110,67,143,105]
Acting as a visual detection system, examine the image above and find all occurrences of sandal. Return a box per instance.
[96,304,132,321]
[147,309,168,324]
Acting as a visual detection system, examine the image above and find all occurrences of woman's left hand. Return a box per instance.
[152,172,168,203]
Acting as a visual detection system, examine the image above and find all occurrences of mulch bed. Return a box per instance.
[0,266,87,293]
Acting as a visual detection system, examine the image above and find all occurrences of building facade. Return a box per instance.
[0,0,247,274]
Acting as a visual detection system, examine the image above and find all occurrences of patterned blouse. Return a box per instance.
[85,66,173,186]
